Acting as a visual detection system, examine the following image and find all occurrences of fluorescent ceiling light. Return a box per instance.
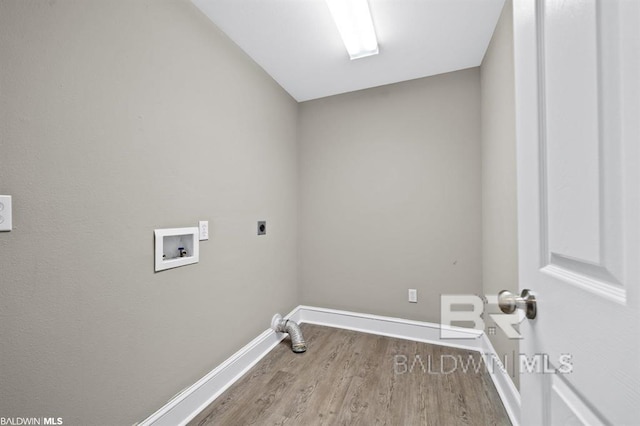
[325,0,379,60]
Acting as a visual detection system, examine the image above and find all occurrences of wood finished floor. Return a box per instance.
[190,324,511,426]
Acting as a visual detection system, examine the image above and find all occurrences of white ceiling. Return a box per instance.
[192,0,505,102]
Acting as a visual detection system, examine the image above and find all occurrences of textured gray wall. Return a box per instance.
[298,69,483,324]
[480,0,520,388]
[0,1,298,424]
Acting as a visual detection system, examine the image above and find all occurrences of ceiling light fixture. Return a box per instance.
[325,0,379,60]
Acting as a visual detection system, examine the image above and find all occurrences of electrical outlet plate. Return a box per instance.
[0,195,12,232]
[199,220,209,241]
[408,289,418,303]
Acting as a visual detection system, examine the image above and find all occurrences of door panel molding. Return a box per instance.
[536,0,626,304]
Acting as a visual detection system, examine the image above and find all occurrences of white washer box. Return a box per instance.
[0,195,12,232]
[154,227,199,272]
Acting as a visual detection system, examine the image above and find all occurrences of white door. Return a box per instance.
[513,0,640,425]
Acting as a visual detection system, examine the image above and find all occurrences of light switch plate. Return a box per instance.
[199,221,209,241]
[0,195,12,232]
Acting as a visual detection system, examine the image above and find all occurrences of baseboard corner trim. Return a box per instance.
[137,306,302,426]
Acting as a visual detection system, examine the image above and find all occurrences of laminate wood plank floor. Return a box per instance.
[190,324,511,426]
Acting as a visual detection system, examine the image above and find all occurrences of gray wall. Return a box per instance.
[298,69,482,324]
[0,1,298,424]
[1,0,513,421]
[480,0,520,388]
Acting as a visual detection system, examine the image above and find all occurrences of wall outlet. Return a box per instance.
[199,220,209,241]
[408,289,418,303]
[257,221,266,235]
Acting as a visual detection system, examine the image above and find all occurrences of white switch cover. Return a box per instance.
[0,195,12,232]
[199,220,209,241]
[408,289,418,303]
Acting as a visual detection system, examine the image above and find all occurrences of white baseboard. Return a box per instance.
[297,305,520,426]
[480,332,521,426]
[136,307,303,426]
[137,305,520,426]
[296,305,484,351]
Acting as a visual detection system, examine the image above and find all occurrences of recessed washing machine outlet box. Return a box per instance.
[0,195,12,232]
[154,227,199,272]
